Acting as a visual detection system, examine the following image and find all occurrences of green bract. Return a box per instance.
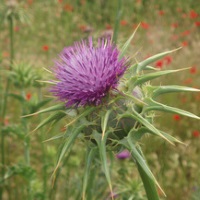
[33,33,200,200]
[6,63,44,89]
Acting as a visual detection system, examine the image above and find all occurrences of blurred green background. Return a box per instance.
[0,0,200,199]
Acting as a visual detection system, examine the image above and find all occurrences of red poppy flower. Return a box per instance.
[171,34,179,41]
[63,4,73,12]
[192,130,200,138]
[155,60,163,69]
[164,56,172,65]
[42,45,49,51]
[14,26,20,32]
[177,8,182,13]
[195,21,200,27]
[158,10,165,16]
[2,52,9,58]
[181,41,188,47]
[190,66,197,74]
[196,93,200,101]
[173,114,181,121]
[183,78,193,84]
[58,0,63,3]
[120,20,128,26]
[28,0,33,5]
[4,118,9,126]
[182,30,190,36]
[78,25,93,33]
[105,24,112,30]
[182,13,187,19]
[141,22,149,30]
[171,23,178,28]
[190,10,198,19]
[79,25,86,32]
[26,93,32,101]
[181,96,187,103]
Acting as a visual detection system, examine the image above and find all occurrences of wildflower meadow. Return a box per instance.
[0,1,200,200]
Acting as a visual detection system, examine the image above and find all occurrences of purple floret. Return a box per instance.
[116,150,131,160]
[51,37,128,107]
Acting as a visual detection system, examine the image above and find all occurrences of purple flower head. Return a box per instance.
[51,37,128,107]
[116,150,131,160]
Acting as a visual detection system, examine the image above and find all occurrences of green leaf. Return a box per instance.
[119,108,173,144]
[64,107,96,128]
[145,99,200,120]
[126,63,138,75]
[119,23,140,59]
[122,92,147,106]
[101,109,112,139]
[22,103,66,117]
[149,85,200,98]
[134,69,188,86]
[8,93,25,102]
[82,148,97,200]
[128,127,147,142]
[127,137,163,200]
[136,147,162,200]
[52,124,86,177]
[31,98,52,111]
[136,47,181,73]
[133,127,184,145]
[35,80,57,85]
[159,130,184,145]
[43,133,65,143]
[143,65,160,71]
[92,130,113,197]
[99,131,113,197]
[32,111,66,132]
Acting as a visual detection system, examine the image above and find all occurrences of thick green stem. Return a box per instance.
[137,162,160,200]
[0,14,14,200]
[113,0,122,44]
[21,90,32,200]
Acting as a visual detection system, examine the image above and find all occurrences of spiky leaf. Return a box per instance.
[22,104,66,117]
[32,111,66,132]
[145,98,200,120]
[119,23,140,59]
[119,108,173,144]
[149,85,200,98]
[82,147,97,200]
[134,69,188,86]
[136,48,181,73]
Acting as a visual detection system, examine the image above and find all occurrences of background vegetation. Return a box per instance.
[0,0,200,199]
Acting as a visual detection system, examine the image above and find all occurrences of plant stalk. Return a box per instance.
[21,90,32,200]
[113,0,122,44]
[0,13,14,200]
[38,88,48,200]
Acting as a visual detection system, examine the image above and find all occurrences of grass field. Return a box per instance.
[0,0,200,200]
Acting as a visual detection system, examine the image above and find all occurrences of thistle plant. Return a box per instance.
[0,2,32,199]
[2,62,50,200]
[34,30,200,200]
